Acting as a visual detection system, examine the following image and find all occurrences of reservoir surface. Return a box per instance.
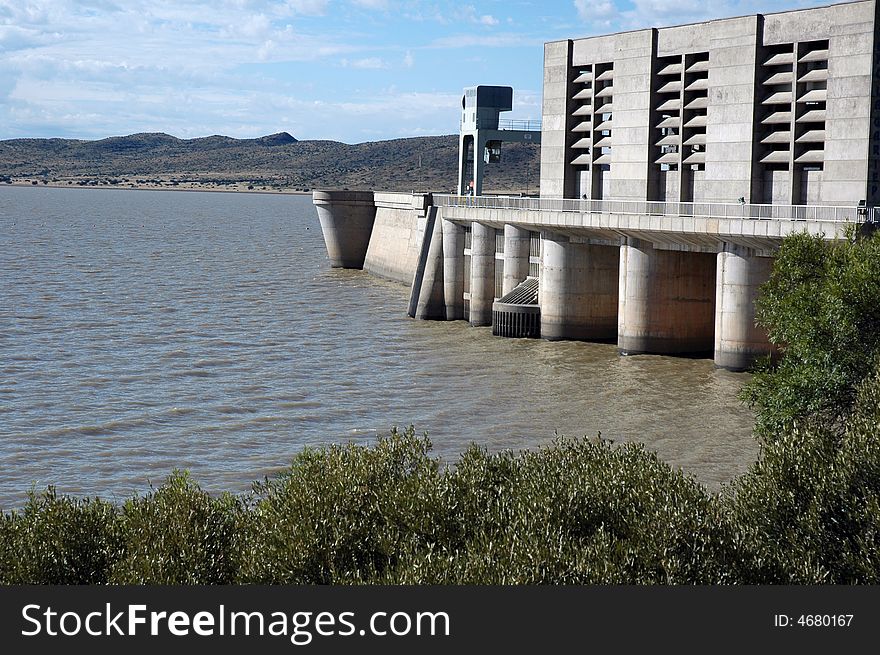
[0,186,757,509]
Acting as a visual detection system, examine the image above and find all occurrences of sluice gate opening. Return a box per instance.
[492,277,540,338]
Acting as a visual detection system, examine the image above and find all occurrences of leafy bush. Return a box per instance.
[742,228,880,440]
[398,438,736,584]
[241,427,444,584]
[109,471,242,584]
[0,488,121,584]
[732,365,880,583]
[728,228,880,583]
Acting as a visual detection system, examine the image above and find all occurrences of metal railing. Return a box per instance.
[498,119,542,131]
[434,194,876,223]
[461,119,542,132]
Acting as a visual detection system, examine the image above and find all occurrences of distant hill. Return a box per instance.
[0,131,541,194]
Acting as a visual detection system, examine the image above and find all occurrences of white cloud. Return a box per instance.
[0,0,378,140]
[0,2,354,71]
[574,0,618,26]
[573,0,797,30]
[438,5,501,27]
[234,13,272,39]
[350,0,389,9]
[0,0,548,141]
[621,0,726,26]
[286,0,330,14]
[341,56,388,69]
[428,33,539,49]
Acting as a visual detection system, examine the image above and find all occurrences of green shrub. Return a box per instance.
[108,471,241,584]
[742,229,880,441]
[396,437,738,584]
[241,427,445,583]
[732,365,880,583]
[0,488,121,584]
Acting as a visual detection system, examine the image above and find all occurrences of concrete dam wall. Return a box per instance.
[313,190,859,370]
[363,192,430,285]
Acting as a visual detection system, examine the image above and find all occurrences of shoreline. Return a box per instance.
[0,178,315,196]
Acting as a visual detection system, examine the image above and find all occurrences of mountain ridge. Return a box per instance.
[0,131,540,193]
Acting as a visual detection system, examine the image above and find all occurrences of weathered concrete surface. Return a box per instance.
[315,193,851,362]
[313,190,377,268]
[412,207,446,320]
[438,204,851,252]
[539,39,574,199]
[314,0,880,368]
[469,222,496,326]
[618,237,716,355]
[542,0,879,205]
[362,193,429,284]
[714,243,775,370]
[502,224,531,295]
[442,219,466,320]
[540,232,619,340]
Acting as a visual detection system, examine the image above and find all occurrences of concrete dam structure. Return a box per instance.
[314,0,880,371]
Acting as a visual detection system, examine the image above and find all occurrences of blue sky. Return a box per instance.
[0,0,836,143]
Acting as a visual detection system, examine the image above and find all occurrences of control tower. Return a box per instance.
[458,85,541,196]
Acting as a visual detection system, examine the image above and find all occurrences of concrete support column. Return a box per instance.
[540,231,619,341]
[618,237,716,355]
[714,243,775,370]
[313,190,376,268]
[441,218,466,320]
[502,224,531,296]
[411,208,446,320]
[469,222,496,327]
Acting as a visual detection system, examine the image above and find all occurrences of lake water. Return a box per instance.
[0,186,758,509]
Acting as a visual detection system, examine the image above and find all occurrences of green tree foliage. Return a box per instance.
[732,364,880,583]
[741,228,880,440]
[730,228,880,583]
[109,471,242,584]
[242,429,445,584]
[405,439,737,584]
[0,489,121,584]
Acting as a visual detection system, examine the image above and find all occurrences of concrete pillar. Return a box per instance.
[502,225,531,296]
[469,222,496,327]
[540,232,619,341]
[618,237,716,355]
[442,218,466,320]
[312,190,376,268]
[714,243,775,370]
[413,209,445,320]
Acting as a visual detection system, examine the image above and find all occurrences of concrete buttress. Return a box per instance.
[412,207,446,320]
[502,224,531,296]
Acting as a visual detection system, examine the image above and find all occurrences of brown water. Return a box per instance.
[0,186,757,509]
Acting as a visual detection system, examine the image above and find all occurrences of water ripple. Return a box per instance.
[0,186,757,509]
